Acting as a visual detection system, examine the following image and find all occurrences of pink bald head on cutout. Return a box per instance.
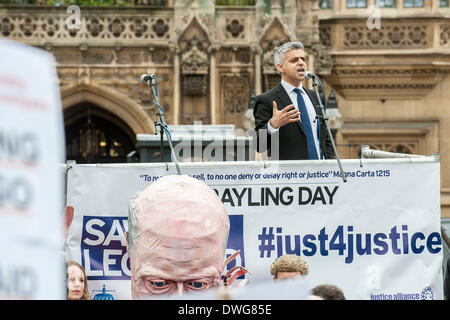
[127,174,229,298]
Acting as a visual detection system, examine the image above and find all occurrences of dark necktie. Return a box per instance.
[293,88,318,160]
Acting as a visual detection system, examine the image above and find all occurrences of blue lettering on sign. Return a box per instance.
[81,215,246,281]
[257,224,442,264]
[81,216,131,280]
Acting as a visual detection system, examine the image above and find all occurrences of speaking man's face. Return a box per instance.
[127,175,229,298]
[276,48,307,87]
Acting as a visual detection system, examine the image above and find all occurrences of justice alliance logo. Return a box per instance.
[420,286,434,300]
[370,286,435,300]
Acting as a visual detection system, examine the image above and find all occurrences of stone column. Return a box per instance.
[210,52,217,124]
[431,0,438,12]
[251,44,263,95]
[209,44,220,124]
[255,53,262,95]
[307,54,314,90]
[170,43,181,125]
[174,54,180,125]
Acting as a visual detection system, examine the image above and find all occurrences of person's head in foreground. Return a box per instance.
[270,254,309,280]
[67,261,91,300]
[311,284,346,300]
[127,174,230,298]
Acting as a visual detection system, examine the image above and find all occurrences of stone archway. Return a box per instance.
[61,83,155,135]
[64,103,136,164]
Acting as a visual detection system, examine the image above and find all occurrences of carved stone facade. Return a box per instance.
[0,1,326,128]
[317,0,450,217]
[1,0,450,216]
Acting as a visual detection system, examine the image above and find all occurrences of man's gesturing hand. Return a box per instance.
[269,101,300,129]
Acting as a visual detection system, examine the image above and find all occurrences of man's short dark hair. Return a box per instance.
[311,284,346,300]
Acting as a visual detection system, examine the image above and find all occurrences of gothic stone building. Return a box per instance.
[1,0,449,217]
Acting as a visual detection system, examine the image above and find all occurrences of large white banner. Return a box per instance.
[0,39,66,299]
[66,158,443,300]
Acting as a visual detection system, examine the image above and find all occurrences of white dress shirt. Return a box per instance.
[267,79,320,158]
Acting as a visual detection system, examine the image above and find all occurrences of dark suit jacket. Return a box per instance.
[253,83,334,160]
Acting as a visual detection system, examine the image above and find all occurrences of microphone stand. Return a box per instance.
[146,76,182,175]
[311,76,347,183]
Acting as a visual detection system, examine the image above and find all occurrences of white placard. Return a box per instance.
[0,39,65,299]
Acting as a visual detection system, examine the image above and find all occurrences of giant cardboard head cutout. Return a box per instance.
[127,175,230,298]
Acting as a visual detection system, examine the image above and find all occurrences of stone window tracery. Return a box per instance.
[225,18,245,39]
[344,24,427,48]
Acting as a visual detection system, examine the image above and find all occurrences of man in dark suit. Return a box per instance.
[253,41,334,160]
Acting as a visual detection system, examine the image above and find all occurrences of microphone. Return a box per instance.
[304,71,315,80]
[141,73,155,83]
